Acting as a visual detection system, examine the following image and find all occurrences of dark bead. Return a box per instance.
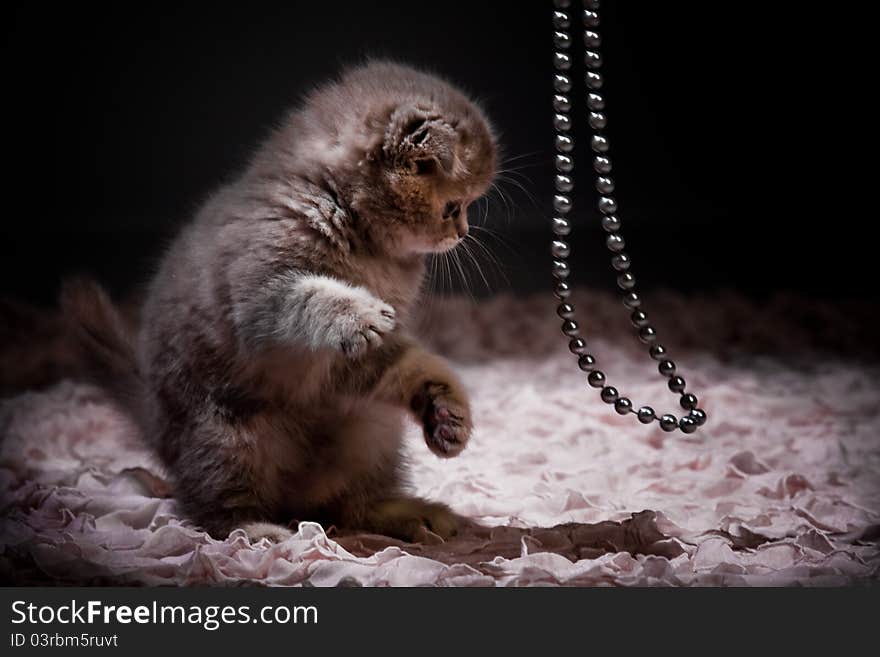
[589,112,607,130]
[596,175,614,193]
[587,370,606,388]
[556,303,575,320]
[689,408,708,426]
[553,94,571,112]
[669,376,686,393]
[600,386,619,403]
[637,406,655,424]
[582,10,600,27]
[555,134,574,153]
[584,0,601,8]
[555,154,573,172]
[602,215,621,232]
[552,217,571,236]
[659,414,678,432]
[554,281,571,300]
[679,416,698,434]
[553,194,572,214]
[555,174,573,192]
[554,74,572,93]
[585,71,603,89]
[552,11,570,29]
[591,135,609,152]
[680,393,698,411]
[614,397,632,415]
[649,344,667,360]
[584,50,602,69]
[587,93,605,110]
[594,156,611,173]
[577,354,596,371]
[554,31,572,50]
[554,113,572,132]
[658,360,676,377]
[611,253,630,270]
[561,320,579,337]
[551,240,570,258]
[622,292,641,309]
[583,30,601,48]
[552,259,570,279]
[569,338,587,355]
[638,326,657,343]
[630,310,649,328]
[598,196,617,214]
[617,272,635,290]
[606,234,625,252]
[553,52,572,71]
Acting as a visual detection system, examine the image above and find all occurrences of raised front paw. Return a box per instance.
[330,295,396,358]
[418,382,472,458]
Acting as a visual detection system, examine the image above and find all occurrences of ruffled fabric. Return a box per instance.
[1,289,878,586]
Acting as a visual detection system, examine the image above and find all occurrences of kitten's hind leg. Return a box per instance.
[362,497,465,543]
[322,404,466,543]
[160,408,292,542]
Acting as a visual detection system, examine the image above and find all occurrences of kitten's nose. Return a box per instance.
[455,220,469,239]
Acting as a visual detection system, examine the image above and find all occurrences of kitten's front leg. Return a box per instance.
[414,378,472,458]
[376,345,472,457]
[236,272,396,357]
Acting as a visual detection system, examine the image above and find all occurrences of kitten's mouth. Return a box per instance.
[434,236,462,253]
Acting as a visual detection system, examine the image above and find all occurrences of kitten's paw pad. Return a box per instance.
[421,385,472,458]
[240,522,294,544]
[334,299,396,358]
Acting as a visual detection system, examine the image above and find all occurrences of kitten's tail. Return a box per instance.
[59,277,146,417]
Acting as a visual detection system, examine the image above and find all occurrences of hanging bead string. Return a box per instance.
[550,0,707,434]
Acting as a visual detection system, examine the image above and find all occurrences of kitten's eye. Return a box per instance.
[442,199,462,220]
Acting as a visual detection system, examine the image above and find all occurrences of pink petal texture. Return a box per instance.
[1,289,879,586]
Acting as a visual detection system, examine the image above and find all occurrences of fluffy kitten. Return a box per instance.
[64,61,497,542]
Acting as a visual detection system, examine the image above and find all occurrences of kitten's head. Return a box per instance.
[371,99,496,254]
[323,62,497,255]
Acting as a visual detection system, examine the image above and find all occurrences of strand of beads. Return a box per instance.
[551,0,707,434]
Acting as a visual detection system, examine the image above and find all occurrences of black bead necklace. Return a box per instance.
[551,0,707,434]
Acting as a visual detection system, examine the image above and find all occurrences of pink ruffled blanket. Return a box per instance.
[1,289,879,585]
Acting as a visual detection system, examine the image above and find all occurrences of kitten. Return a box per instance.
[63,61,497,543]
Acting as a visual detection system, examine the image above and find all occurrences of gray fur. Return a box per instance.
[65,61,496,541]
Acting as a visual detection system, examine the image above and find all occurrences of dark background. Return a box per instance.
[2,2,872,304]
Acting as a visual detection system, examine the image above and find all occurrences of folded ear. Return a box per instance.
[383,106,457,175]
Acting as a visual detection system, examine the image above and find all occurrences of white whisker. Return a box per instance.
[451,246,475,302]
[496,174,539,211]
[461,237,493,291]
